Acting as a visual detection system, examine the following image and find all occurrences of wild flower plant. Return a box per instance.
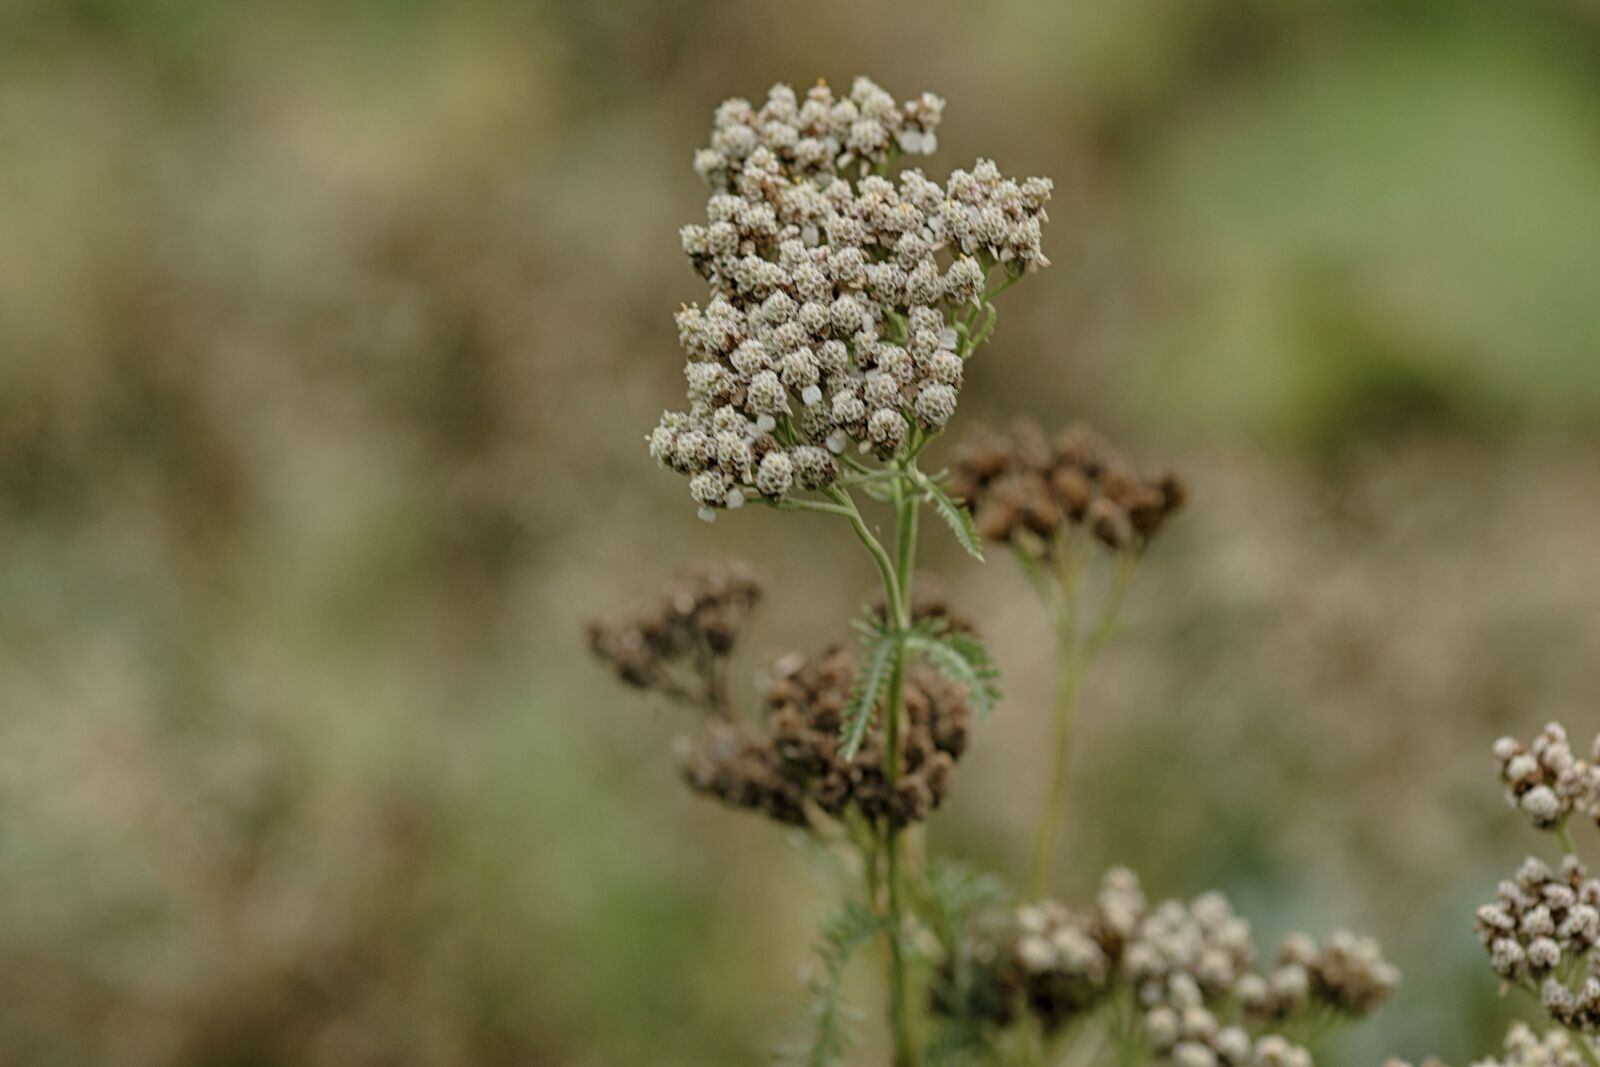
[589,75,1396,1067]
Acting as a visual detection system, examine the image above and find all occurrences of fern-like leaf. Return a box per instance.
[905,629,1001,716]
[921,480,985,562]
[841,630,896,760]
[776,901,884,1067]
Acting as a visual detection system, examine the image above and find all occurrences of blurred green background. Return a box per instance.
[2,0,1598,1063]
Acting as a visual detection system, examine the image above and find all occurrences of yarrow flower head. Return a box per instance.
[652,76,1054,518]
[1475,855,1600,1019]
[931,867,1396,1065]
[590,569,978,830]
[585,561,763,712]
[680,641,972,829]
[1493,722,1600,832]
[949,419,1186,555]
[1386,1023,1595,1067]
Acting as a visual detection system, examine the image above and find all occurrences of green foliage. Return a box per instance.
[841,619,896,760]
[920,479,986,562]
[921,857,1010,954]
[919,860,1012,1067]
[906,624,1002,717]
[777,900,885,1067]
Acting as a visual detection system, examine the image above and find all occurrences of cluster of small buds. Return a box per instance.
[1542,974,1600,1033]
[680,639,972,829]
[933,867,1394,1060]
[1475,856,1600,985]
[654,77,1053,517]
[585,562,763,712]
[1125,892,1256,1002]
[1013,899,1117,1029]
[1493,723,1600,831]
[1386,1024,1594,1067]
[949,419,1186,555]
[693,76,945,189]
[1144,973,1311,1067]
[1238,932,1400,1019]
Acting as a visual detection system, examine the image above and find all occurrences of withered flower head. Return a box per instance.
[585,561,763,714]
[949,419,1186,556]
[680,644,972,829]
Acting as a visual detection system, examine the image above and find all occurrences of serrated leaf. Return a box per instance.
[921,480,985,561]
[775,900,884,1067]
[905,630,1001,716]
[840,631,896,760]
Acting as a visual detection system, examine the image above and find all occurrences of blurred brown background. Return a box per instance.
[2,0,1598,1064]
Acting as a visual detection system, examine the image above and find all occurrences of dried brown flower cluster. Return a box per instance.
[585,562,763,714]
[1494,722,1600,831]
[679,643,972,829]
[933,868,1396,1066]
[949,419,1186,555]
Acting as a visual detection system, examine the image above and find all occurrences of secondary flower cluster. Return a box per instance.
[949,419,1186,555]
[679,642,971,828]
[585,561,763,713]
[933,868,1396,1066]
[1386,1024,1594,1067]
[1494,723,1600,831]
[1476,856,1600,986]
[651,76,1054,518]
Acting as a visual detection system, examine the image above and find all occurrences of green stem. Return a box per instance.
[1028,637,1084,901]
[1556,818,1579,858]
[1570,1031,1600,1067]
[1026,552,1138,900]
[880,468,920,1067]
[831,475,920,1067]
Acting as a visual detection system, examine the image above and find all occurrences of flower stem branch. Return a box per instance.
[1027,549,1138,900]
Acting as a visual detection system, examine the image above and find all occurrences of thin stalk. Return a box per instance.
[1556,818,1579,858]
[1028,636,1085,900]
[1570,1031,1600,1067]
[879,467,921,1067]
[1026,550,1138,899]
[828,476,920,1066]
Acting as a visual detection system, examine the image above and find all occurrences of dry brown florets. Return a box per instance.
[656,77,1054,517]
[678,644,972,829]
[949,419,1185,556]
[585,561,763,714]
[1493,723,1600,832]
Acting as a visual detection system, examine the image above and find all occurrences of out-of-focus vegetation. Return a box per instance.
[0,0,1597,1064]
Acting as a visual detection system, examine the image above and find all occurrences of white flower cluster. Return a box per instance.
[1494,723,1600,831]
[1237,931,1401,1019]
[1385,1024,1592,1067]
[693,76,945,188]
[650,77,1054,519]
[1476,856,1600,986]
[1145,973,1311,1067]
[1001,869,1394,1067]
